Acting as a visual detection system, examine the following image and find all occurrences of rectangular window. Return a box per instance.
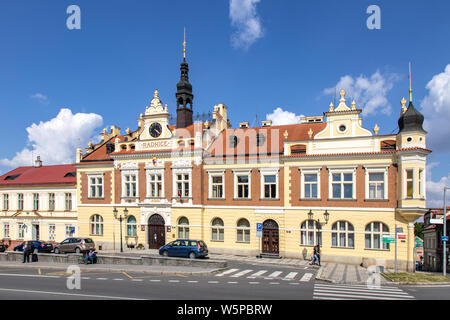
[176,174,190,197]
[331,172,353,199]
[3,223,9,238]
[3,194,8,210]
[33,193,39,211]
[18,223,25,239]
[65,225,74,238]
[263,175,277,199]
[304,174,318,198]
[65,193,72,210]
[49,224,56,241]
[48,193,55,211]
[237,175,250,199]
[419,169,424,198]
[406,169,414,198]
[17,193,24,211]
[89,176,104,198]
[149,174,162,198]
[211,175,224,198]
[124,174,137,197]
[369,173,385,199]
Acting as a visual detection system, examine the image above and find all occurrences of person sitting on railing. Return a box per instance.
[84,248,97,264]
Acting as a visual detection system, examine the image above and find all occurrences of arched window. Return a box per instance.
[300,220,322,246]
[365,222,390,250]
[178,217,190,239]
[127,216,137,237]
[211,218,224,241]
[236,219,250,243]
[331,221,354,248]
[90,215,103,236]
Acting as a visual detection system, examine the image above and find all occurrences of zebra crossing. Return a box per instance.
[215,268,314,282]
[313,283,415,300]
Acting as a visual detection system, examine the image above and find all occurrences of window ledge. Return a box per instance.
[146,197,166,200]
[328,198,356,201]
[260,198,280,201]
[88,197,105,200]
[236,241,251,244]
[89,234,104,237]
[210,240,225,243]
[364,248,390,252]
[364,199,389,202]
[331,246,355,250]
[300,198,322,201]
[208,198,226,201]
[233,198,252,201]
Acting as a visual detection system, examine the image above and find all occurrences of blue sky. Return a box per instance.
[0,0,449,206]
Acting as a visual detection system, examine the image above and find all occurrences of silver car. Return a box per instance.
[53,237,95,254]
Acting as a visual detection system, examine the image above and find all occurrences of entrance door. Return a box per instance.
[32,224,40,241]
[148,214,165,249]
[262,219,279,254]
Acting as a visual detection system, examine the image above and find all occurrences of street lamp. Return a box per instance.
[443,187,450,276]
[113,207,129,253]
[308,210,314,221]
[324,210,330,224]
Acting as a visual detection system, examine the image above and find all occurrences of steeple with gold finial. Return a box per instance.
[176,27,194,129]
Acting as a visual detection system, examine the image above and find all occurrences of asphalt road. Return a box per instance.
[0,261,317,300]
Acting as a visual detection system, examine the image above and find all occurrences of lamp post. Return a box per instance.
[113,207,128,253]
[443,187,449,276]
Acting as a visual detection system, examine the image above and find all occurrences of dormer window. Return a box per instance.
[230,135,239,148]
[256,133,266,147]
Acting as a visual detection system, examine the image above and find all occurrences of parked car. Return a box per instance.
[0,243,7,252]
[53,237,95,254]
[13,241,53,253]
[159,239,208,259]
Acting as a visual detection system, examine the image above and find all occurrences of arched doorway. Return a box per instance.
[262,219,279,254]
[148,214,165,249]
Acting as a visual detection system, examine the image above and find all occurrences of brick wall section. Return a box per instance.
[138,163,146,202]
[114,169,121,204]
[192,164,203,205]
[290,165,397,208]
[80,171,112,204]
[164,162,172,201]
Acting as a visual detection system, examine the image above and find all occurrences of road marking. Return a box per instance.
[265,271,282,279]
[300,273,313,282]
[96,278,108,280]
[313,291,414,300]
[230,270,253,278]
[314,284,408,294]
[248,270,267,279]
[132,279,143,282]
[208,281,219,284]
[150,280,161,282]
[283,272,298,281]
[0,273,60,279]
[289,283,300,285]
[269,282,280,285]
[81,277,90,280]
[187,281,198,283]
[0,287,143,300]
[122,272,133,279]
[216,269,239,277]
[313,284,415,300]
[169,280,180,283]
[249,282,260,284]
[227,281,238,284]
[113,279,124,281]
[314,284,404,292]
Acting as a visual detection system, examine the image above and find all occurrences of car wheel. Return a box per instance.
[75,248,81,254]
[189,252,196,259]
[54,248,60,254]
[162,250,169,257]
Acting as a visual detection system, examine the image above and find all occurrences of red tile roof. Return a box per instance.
[0,165,76,187]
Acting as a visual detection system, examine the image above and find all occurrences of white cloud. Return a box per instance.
[324,71,399,116]
[0,108,103,168]
[266,107,304,126]
[31,93,49,105]
[229,0,263,50]
[421,64,450,152]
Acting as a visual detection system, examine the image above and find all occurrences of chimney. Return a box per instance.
[34,156,42,168]
[239,122,249,129]
[262,120,272,127]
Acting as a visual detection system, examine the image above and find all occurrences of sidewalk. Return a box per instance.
[315,262,388,285]
[0,260,222,276]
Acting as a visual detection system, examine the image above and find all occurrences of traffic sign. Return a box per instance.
[256,223,263,232]
[382,235,395,243]
[398,234,406,240]
[431,219,444,225]
[442,236,449,242]
[396,227,404,233]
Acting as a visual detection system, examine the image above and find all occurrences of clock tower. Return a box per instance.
[176,29,194,129]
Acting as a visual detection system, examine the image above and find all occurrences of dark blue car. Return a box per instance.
[13,241,53,253]
[159,239,208,259]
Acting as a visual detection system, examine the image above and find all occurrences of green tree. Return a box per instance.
[415,222,424,240]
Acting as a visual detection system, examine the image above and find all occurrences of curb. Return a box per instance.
[0,264,220,276]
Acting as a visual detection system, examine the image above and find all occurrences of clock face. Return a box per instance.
[149,123,162,138]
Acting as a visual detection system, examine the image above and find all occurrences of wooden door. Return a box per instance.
[262,220,279,254]
[148,214,165,249]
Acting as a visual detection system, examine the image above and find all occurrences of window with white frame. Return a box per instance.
[90,215,103,235]
[124,174,137,198]
[330,169,355,199]
[127,216,137,237]
[178,217,190,238]
[209,172,224,199]
[3,223,10,238]
[148,174,163,198]
[365,222,390,250]
[65,193,72,210]
[33,193,39,211]
[331,221,354,248]
[364,166,388,200]
[236,218,250,243]
[300,220,322,246]
[301,168,321,199]
[176,174,190,198]
[211,218,224,241]
[49,224,56,241]
[405,169,414,198]
[18,223,25,239]
[88,175,104,198]
[263,175,277,199]
[3,194,8,210]
[17,193,24,211]
[65,225,74,238]
[234,171,251,199]
[48,193,55,211]
[419,169,425,198]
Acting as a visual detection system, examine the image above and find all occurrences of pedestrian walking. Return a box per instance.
[309,246,318,265]
[316,244,321,266]
[22,241,31,263]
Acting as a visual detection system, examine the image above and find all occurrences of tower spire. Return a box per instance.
[183,27,186,59]
[409,62,413,103]
[176,27,194,129]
